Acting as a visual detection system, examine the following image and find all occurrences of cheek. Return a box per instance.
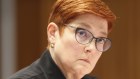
[62,35,83,56]
[57,33,85,64]
[90,52,102,68]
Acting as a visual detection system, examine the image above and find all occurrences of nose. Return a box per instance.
[84,41,97,53]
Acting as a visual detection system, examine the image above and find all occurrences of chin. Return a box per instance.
[73,65,91,76]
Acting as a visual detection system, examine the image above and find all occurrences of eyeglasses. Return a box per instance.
[66,24,112,52]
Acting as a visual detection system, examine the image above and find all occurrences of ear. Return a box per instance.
[47,22,59,44]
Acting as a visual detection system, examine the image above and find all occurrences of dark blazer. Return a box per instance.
[8,50,96,79]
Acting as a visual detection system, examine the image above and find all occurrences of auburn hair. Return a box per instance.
[47,0,116,47]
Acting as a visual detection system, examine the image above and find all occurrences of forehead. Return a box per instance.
[69,13,108,37]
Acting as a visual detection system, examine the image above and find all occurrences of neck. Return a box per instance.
[64,71,83,79]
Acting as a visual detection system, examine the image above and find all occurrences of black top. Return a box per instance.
[8,50,96,79]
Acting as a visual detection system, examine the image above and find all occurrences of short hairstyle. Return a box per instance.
[47,0,116,47]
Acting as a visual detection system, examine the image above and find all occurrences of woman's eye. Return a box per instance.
[77,29,87,37]
[75,28,93,43]
[96,38,105,44]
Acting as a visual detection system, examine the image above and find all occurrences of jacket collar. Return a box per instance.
[39,50,65,79]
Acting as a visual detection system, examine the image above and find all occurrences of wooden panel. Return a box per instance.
[93,0,140,79]
[16,0,42,70]
[16,0,56,71]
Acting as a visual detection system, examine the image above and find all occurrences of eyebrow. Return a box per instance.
[77,23,107,37]
[77,23,91,29]
[100,31,107,37]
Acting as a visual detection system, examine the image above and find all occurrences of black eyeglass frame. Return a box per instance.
[65,24,112,52]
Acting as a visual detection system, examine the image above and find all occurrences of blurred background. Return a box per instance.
[0,0,140,79]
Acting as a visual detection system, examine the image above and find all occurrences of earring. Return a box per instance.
[51,43,54,48]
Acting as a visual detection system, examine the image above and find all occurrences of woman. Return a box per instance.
[9,0,116,79]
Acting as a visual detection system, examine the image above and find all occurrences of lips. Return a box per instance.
[79,59,90,64]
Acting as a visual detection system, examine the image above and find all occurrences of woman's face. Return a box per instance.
[49,13,108,77]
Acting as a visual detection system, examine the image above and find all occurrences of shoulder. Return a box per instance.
[8,60,46,79]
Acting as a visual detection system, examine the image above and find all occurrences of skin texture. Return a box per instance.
[47,13,108,79]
